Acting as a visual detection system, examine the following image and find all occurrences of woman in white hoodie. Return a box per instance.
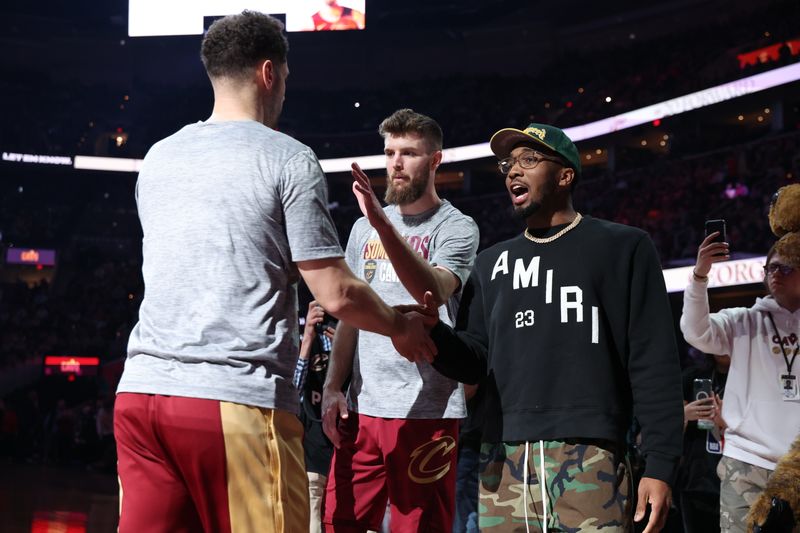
[681,232,800,533]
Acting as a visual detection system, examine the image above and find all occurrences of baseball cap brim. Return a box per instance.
[490,128,559,159]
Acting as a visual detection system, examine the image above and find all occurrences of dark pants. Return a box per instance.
[680,490,720,533]
[453,442,480,533]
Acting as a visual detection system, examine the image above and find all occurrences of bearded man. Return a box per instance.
[321,108,479,532]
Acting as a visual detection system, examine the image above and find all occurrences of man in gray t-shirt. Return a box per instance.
[322,109,479,532]
[114,14,435,533]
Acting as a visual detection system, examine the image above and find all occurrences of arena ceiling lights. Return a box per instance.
[71,62,800,174]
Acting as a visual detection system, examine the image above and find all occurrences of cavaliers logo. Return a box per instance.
[311,353,329,372]
[407,436,456,484]
[364,260,377,283]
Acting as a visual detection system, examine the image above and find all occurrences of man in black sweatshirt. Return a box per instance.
[421,123,683,532]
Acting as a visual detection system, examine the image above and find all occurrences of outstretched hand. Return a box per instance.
[351,162,390,229]
[694,232,730,278]
[391,291,440,363]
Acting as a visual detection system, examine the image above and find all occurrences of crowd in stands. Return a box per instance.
[0,175,141,467]
[323,130,799,261]
[0,175,141,370]
[0,388,116,471]
[289,17,800,160]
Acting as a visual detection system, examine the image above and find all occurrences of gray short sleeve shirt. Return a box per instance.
[119,120,343,412]
[345,201,479,419]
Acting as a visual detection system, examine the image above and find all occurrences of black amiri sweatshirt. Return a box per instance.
[432,215,683,483]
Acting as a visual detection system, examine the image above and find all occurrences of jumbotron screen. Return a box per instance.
[128,0,366,37]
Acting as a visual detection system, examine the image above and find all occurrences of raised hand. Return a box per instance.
[303,300,325,342]
[694,232,730,278]
[351,162,390,228]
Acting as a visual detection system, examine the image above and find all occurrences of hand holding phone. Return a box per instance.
[695,220,730,278]
[693,378,715,430]
[704,219,727,245]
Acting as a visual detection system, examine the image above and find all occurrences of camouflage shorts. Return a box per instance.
[477,439,631,532]
[717,456,772,533]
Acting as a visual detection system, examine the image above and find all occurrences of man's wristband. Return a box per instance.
[692,270,709,282]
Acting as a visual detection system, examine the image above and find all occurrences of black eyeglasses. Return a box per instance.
[764,263,795,276]
[497,151,564,175]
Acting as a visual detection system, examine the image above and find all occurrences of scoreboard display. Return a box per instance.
[128,0,366,37]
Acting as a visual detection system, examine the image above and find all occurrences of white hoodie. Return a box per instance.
[681,278,800,470]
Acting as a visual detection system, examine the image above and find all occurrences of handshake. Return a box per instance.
[322,291,443,449]
[390,291,441,364]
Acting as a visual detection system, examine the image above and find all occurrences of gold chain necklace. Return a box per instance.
[523,213,583,243]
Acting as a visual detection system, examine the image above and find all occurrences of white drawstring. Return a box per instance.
[523,441,549,532]
[539,440,548,533]
[523,441,530,533]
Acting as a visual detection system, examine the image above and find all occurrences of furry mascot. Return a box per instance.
[766,183,800,268]
[748,434,800,532]
[747,183,800,533]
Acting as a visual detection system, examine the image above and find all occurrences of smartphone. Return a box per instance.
[693,378,715,430]
[693,378,713,401]
[705,219,727,243]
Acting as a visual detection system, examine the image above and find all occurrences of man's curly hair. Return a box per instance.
[201,11,289,80]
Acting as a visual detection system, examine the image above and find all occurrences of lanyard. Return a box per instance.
[711,369,725,396]
[767,312,799,375]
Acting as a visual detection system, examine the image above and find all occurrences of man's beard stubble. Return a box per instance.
[510,201,542,221]
[510,173,558,221]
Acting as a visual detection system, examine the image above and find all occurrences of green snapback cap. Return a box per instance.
[490,123,581,176]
